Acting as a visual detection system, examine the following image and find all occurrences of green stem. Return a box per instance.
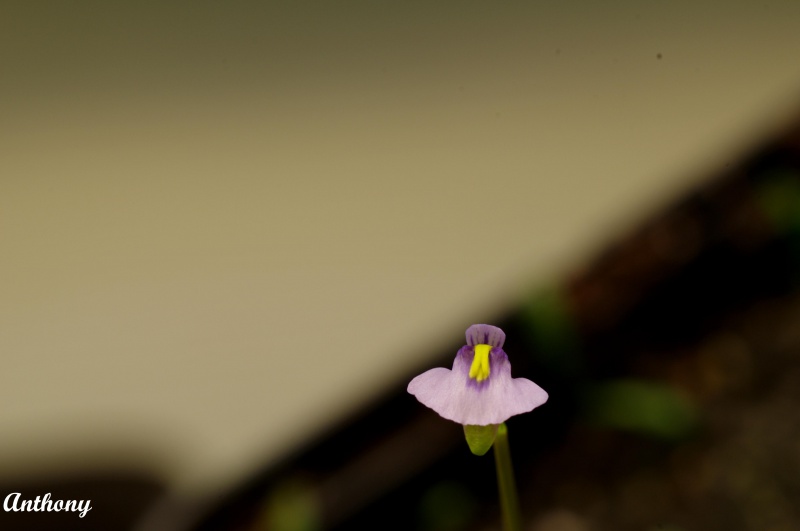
[493,423,522,531]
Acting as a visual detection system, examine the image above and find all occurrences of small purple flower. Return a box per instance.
[408,324,548,426]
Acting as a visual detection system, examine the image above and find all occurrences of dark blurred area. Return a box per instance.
[0,473,162,531]
[8,111,799,531]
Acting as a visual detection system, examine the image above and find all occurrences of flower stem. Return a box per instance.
[493,423,522,531]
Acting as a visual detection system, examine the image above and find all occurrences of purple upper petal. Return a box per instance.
[407,343,548,426]
[465,324,505,348]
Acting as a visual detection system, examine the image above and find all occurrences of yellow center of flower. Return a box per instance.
[469,344,492,382]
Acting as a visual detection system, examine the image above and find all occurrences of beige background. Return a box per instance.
[2,2,800,494]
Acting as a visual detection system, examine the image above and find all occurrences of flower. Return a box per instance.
[407,324,548,426]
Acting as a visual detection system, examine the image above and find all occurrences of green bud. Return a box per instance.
[463,424,499,456]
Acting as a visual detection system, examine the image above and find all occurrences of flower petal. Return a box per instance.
[465,324,505,348]
[407,346,548,425]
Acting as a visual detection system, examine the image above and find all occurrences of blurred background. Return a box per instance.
[3,2,800,530]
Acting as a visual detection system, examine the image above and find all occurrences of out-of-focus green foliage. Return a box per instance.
[520,284,582,374]
[757,169,800,232]
[582,379,698,440]
[258,478,321,531]
[418,481,476,531]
